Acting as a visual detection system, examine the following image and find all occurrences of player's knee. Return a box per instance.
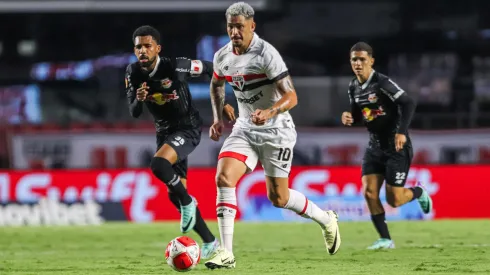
[150,157,175,183]
[216,172,235,188]
[268,193,288,208]
[363,188,379,202]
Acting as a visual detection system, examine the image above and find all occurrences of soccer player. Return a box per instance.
[341,42,433,249]
[204,2,341,269]
[125,25,236,259]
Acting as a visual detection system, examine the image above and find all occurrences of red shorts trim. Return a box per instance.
[218,151,248,163]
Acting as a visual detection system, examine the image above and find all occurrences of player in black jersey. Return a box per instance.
[125,25,236,258]
[341,42,433,249]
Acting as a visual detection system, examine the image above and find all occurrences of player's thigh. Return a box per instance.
[156,128,201,164]
[218,127,259,174]
[385,146,413,188]
[361,148,386,198]
[362,148,386,178]
[216,128,259,187]
[259,128,296,178]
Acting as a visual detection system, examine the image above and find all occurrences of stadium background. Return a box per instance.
[0,0,489,225]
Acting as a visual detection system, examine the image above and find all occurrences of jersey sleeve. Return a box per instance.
[379,77,406,102]
[125,65,143,118]
[174,57,213,80]
[263,44,289,81]
[212,52,225,80]
[348,83,362,123]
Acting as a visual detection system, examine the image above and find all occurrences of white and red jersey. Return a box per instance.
[213,33,295,129]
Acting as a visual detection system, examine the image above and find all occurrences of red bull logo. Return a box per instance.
[148,91,179,105]
[362,106,385,121]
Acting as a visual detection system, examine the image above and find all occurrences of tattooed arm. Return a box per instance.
[267,75,298,117]
[210,74,226,122]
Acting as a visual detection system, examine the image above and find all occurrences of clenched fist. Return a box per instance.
[136,82,149,101]
[341,111,354,126]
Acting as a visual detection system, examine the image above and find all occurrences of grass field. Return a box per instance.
[1,220,490,275]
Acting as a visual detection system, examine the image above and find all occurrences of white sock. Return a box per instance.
[284,189,331,227]
[216,187,237,253]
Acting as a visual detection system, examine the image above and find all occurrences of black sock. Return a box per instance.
[169,180,192,205]
[151,157,192,205]
[371,213,391,239]
[168,191,181,212]
[410,186,423,201]
[194,208,216,243]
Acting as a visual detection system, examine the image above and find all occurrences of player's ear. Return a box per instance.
[370,57,375,67]
[251,20,256,31]
[156,44,161,54]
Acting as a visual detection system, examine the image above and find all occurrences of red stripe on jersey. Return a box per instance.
[218,151,248,163]
[224,73,267,83]
[214,71,225,80]
[216,202,238,210]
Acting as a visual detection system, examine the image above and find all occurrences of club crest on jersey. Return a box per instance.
[161,78,172,89]
[232,75,245,91]
[368,93,378,103]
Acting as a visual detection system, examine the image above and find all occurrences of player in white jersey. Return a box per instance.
[205,2,341,270]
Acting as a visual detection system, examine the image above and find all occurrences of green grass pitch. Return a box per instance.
[1,220,490,274]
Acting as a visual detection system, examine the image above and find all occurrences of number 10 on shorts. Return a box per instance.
[277,148,292,161]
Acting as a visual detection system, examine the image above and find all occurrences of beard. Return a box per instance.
[139,56,157,68]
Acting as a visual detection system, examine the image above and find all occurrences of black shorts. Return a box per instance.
[156,128,201,179]
[361,145,413,187]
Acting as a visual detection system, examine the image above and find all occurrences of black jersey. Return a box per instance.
[125,56,213,133]
[348,70,416,150]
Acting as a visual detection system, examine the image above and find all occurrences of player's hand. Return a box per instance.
[209,120,224,141]
[341,112,354,126]
[251,109,270,125]
[395,133,407,152]
[136,82,149,101]
[223,104,236,122]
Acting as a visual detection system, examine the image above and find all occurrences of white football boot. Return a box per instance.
[322,210,341,255]
[204,248,236,269]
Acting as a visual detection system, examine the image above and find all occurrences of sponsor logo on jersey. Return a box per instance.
[161,78,172,89]
[148,91,179,105]
[362,106,386,121]
[237,91,263,104]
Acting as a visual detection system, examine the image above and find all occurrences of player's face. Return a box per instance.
[227,15,256,48]
[350,51,374,78]
[134,36,161,69]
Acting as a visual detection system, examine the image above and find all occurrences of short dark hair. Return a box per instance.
[132,25,160,44]
[350,42,373,56]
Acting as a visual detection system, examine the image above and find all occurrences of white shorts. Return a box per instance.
[218,127,297,178]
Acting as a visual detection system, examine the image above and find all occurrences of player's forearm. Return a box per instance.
[268,92,297,117]
[351,104,362,124]
[396,94,416,134]
[202,61,214,78]
[128,97,143,118]
[210,81,225,122]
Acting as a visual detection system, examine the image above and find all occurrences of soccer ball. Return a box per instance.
[165,236,201,272]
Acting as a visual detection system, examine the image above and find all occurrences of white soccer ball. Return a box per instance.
[165,236,201,272]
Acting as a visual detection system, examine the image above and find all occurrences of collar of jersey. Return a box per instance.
[148,56,161,77]
[229,32,258,54]
[361,69,375,89]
